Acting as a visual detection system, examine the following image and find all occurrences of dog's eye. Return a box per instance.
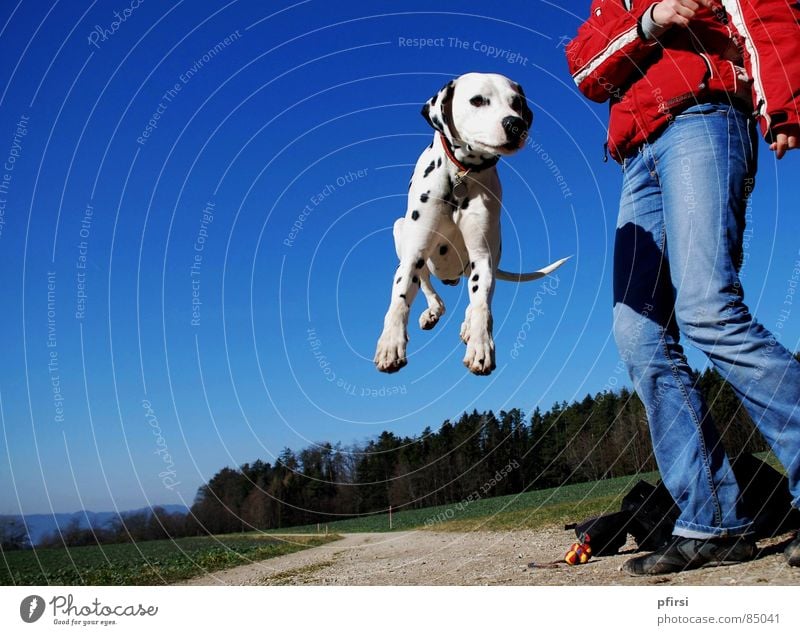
[510,96,522,112]
[470,95,486,107]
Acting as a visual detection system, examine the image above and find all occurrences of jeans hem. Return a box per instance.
[673,519,753,539]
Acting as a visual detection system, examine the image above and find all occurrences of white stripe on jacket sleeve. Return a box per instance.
[572,25,640,88]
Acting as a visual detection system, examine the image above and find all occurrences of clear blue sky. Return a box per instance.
[1,0,799,515]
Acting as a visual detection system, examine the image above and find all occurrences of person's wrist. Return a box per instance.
[650,3,666,27]
[639,3,670,41]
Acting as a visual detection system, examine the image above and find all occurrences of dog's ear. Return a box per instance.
[513,82,533,129]
[421,79,457,140]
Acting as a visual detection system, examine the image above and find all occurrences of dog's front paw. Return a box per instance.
[374,329,408,373]
[419,304,445,331]
[463,330,495,375]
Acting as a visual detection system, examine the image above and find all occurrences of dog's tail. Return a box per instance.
[495,255,571,282]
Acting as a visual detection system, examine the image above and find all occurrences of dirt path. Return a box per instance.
[180,528,800,586]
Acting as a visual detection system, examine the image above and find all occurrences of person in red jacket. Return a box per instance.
[567,0,800,575]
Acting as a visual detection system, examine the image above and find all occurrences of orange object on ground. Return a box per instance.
[564,540,593,566]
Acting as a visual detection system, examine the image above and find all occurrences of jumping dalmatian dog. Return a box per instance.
[374,72,570,376]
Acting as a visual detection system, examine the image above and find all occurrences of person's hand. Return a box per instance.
[770,128,800,160]
[652,0,719,28]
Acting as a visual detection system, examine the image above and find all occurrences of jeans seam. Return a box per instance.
[722,107,733,325]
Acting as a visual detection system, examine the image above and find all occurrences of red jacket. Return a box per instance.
[566,0,800,162]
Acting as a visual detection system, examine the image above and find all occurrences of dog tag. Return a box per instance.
[453,171,469,199]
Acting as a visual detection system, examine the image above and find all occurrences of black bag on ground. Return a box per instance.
[571,510,631,556]
[570,454,799,556]
[621,480,680,551]
[731,453,800,538]
[567,480,676,554]
[568,480,681,553]
[575,510,631,556]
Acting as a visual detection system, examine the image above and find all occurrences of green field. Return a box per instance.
[0,533,340,586]
[267,470,662,534]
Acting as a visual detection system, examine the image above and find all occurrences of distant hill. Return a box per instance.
[1,504,189,546]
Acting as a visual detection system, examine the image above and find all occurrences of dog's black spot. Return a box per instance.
[399,294,406,299]
[428,142,433,149]
[411,210,420,221]
[423,161,435,178]
[431,93,438,106]
[472,274,479,282]
[431,115,442,131]
[439,245,448,256]
[472,285,479,293]
[415,259,424,269]
[396,277,401,284]
[467,153,475,158]
[420,192,429,203]
[437,157,442,167]
[412,275,419,285]
[471,262,475,269]
[443,278,459,286]
[460,198,469,210]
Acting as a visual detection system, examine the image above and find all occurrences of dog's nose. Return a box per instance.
[502,116,528,145]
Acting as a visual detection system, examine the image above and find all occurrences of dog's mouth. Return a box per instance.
[475,139,526,156]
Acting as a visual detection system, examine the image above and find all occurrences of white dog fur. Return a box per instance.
[374,72,569,376]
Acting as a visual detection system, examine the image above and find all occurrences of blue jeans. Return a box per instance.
[613,102,800,538]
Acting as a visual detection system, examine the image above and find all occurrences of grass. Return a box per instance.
[0,533,341,586]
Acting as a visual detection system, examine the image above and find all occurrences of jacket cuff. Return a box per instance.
[638,3,670,41]
[766,120,800,143]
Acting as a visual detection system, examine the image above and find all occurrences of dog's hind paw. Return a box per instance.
[374,332,408,373]
[419,305,444,331]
